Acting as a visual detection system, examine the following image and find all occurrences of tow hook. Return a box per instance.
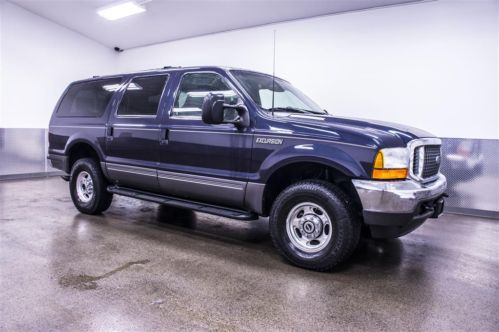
[429,194,447,219]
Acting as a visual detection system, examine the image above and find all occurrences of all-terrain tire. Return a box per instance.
[269,180,361,271]
[69,158,113,214]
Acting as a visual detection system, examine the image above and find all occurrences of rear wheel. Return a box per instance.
[269,180,360,271]
[69,158,113,214]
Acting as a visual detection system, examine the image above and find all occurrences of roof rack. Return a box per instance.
[163,66,181,69]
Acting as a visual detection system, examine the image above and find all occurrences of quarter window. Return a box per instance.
[117,75,168,116]
[57,78,122,117]
[172,72,240,119]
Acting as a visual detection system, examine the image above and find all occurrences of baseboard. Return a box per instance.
[445,207,499,220]
[0,171,64,181]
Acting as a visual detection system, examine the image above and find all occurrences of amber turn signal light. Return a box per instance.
[372,168,408,180]
[372,150,408,180]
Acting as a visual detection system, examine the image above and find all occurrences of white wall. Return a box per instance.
[0,1,116,128]
[0,1,4,127]
[1,0,496,138]
[117,0,498,140]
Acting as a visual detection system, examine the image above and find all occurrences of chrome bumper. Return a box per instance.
[352,174,447,214]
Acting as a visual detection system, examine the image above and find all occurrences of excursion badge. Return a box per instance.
[255,137,284,145]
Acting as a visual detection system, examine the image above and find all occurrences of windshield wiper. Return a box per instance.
[266,107,325,115]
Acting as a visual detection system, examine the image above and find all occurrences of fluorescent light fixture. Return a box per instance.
[98,1,146,21]
[126,82,143,90]
[102,82,143,91]
[102,84,121,92]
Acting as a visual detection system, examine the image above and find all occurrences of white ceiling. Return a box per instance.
[11,0,423,50]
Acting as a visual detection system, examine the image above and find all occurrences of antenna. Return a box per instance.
[271,29,276,116]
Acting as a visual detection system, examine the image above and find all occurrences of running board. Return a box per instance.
[107,185,258,221]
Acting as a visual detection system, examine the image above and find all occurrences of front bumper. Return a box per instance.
[352,174,447,238]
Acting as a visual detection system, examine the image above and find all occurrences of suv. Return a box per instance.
[48,66,447,271]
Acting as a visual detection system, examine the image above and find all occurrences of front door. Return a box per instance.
[158,70,253,208]
[105,74,170,192]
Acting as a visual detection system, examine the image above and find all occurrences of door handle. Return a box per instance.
[160,128,169,145]
[106,126,114,141]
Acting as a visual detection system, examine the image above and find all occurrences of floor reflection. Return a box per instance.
[154,204,270,244]
[1,177,497,331]
[351,238,404,268]
[157,205,197,229]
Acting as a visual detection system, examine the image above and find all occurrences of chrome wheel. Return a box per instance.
[286,202,332,253]
[76,171,94,203]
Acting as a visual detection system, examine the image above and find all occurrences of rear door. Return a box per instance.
[105,73,170,192]
[157,70,253,208]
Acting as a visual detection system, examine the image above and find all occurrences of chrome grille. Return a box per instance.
[409,139,442,182]
[422,145,441,178]
[413,146,422,175]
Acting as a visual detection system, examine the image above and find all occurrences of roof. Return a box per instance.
[72,66,282,85]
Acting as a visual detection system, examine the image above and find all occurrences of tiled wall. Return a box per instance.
[0,129,497,217]
[0,128,57,178]
[440,138,499,218]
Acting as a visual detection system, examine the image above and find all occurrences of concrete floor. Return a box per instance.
[0,177,498,331]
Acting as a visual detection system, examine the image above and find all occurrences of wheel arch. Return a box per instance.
[257,160,364,217]
[65,138,104,173]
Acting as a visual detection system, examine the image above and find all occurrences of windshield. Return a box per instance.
[230,70,325,114]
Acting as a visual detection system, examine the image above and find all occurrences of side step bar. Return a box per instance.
[107,185,258,221]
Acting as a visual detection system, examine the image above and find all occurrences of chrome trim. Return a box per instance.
[408,138,442,183]
[157,170,245,190]
[106,168,156,177]
[106,163,157,177]
[352,173,447,214]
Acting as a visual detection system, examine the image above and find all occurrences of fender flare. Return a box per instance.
[64,135,105,162]
[258,143,368,183]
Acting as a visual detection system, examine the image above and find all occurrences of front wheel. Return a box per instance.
[269,180,360,271]
[69,158,113,215]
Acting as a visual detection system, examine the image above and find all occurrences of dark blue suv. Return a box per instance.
[48,66,447,270]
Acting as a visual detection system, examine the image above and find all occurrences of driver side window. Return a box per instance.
[171,72,240,119]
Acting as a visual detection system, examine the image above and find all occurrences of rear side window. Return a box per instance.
[117,75,168,117]
[57,78,122,117]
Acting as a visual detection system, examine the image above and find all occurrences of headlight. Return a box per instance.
[372,147,409,180]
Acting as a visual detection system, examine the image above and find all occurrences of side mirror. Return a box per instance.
[202,93,250,128]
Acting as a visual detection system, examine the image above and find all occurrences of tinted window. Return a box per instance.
[117,75,168,116]
[172,72,240,119]
[57,78,122,117]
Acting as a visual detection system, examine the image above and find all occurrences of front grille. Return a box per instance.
[413,146,422,175]
[422,145,441,178]
[412,144,441,181]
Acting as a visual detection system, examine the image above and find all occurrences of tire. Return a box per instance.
[269,180,360,271]
[69,158,113,215]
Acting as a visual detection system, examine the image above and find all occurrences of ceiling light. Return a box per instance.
[97,1,146,21]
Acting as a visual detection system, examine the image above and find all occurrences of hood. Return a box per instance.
[280,114,435,148]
